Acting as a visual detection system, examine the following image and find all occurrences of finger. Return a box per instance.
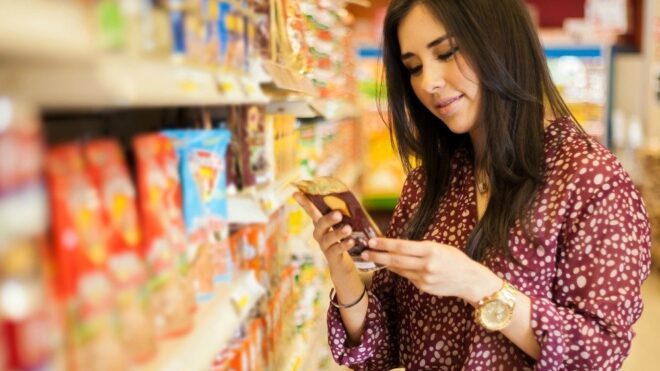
[361,250,424,270]
[293,192,323,223]
[312,211,343,242]
[368,238,429,257]
[320,224,353,250]
[325,238,354,257]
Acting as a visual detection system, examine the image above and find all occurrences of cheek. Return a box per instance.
[410,79,431,105]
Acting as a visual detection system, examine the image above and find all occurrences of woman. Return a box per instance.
[294,0,651,369]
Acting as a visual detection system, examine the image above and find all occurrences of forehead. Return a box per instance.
[397,3,448,51]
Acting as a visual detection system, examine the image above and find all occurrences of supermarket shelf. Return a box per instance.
[0,0,97,63]
[267,98,323,118]
[310,99,361,121]
[299,315,331,371]
[138,270,265,371]
[279,285,331,371]
[261,60,318,96]
[227,169,301,224]
[0,1,309,109]
[0,56,270,110]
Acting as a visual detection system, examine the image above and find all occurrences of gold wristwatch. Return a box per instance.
[474,279,518,331]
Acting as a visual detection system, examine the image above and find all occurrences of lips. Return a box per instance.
[433,94,464,116]
[435,94,464,108]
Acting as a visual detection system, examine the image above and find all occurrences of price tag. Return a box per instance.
[179,80,198,93]
[230,293,250,314]
[219,81,236,93]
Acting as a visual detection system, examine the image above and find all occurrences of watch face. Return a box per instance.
[480,300,513,330]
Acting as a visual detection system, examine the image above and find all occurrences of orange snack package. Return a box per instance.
[84,139,156,363]
[133,134,194,338]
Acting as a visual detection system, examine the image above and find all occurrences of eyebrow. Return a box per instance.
[401,35,450,60]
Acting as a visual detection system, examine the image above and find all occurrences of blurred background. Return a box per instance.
[0,0,658,370]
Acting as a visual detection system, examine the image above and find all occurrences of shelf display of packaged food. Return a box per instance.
[0,0,365,369]
[0,98,60,371]
[138,270,265,371]
[0,1,319,110]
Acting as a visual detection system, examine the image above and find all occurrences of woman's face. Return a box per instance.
[397,3,481,135]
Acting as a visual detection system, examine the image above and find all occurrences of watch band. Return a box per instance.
[474,279,518,331]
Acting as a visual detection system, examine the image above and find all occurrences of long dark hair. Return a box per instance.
[382,0,575,260]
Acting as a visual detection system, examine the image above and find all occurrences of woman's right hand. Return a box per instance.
[293,192,356,269]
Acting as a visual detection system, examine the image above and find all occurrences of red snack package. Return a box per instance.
[133,134,194,338]
[47,145,108,295]
[0,99,58,371]
[84,139,156,363]
[0,238,59,371]
[45,144,128,371]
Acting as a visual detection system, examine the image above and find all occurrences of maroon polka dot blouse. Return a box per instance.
[327,118,651,370]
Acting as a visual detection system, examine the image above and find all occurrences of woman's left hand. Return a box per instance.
[361,238,500,304]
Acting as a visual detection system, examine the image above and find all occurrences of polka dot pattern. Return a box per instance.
[326,118,651,370]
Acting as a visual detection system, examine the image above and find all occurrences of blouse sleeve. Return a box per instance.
[529,169,652,370]
[326,169,422,370]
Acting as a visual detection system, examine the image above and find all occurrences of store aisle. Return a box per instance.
[622,269,660,370]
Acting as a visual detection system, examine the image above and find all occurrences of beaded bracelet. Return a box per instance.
[329,285,367,309]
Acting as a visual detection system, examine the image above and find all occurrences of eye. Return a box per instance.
[436,46,459,61]
[406,65,422,76]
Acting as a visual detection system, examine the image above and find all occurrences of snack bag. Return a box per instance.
[163,129,233,296]
[251,0,272,59]
[0,239,58,370]
[46,144,128,371]
[0,99,58,371]
[227,105,270,189]
[242,225,265,280]
[293,176,384,272]
[72,272,128,371]
[133,134,194,338]
[84,139,156,363]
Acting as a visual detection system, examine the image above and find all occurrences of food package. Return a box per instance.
[227,225,264,283]
[133,134,194,338]
[251,0,272,59]
[71,271,128,371]
[271,113,298,182]
[0,243,58,371]
[163,128,233,296]
[293,176,384,272]
[46,144,111,295]
[272,0,310,72]
[227,106,270,189]
[168,0,187,59]
[83,139,156,363]
[46,144,128,371]
[0,99,57,369]
[217,0,247,70]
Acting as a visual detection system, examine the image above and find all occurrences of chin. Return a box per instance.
[438,117,474,135]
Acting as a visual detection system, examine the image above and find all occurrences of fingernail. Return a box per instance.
[333,212,341,220]
[342,225,351,233]
[368,239,377,247]
[361,252,369,259]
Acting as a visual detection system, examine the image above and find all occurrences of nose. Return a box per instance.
[422,63,446,94]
